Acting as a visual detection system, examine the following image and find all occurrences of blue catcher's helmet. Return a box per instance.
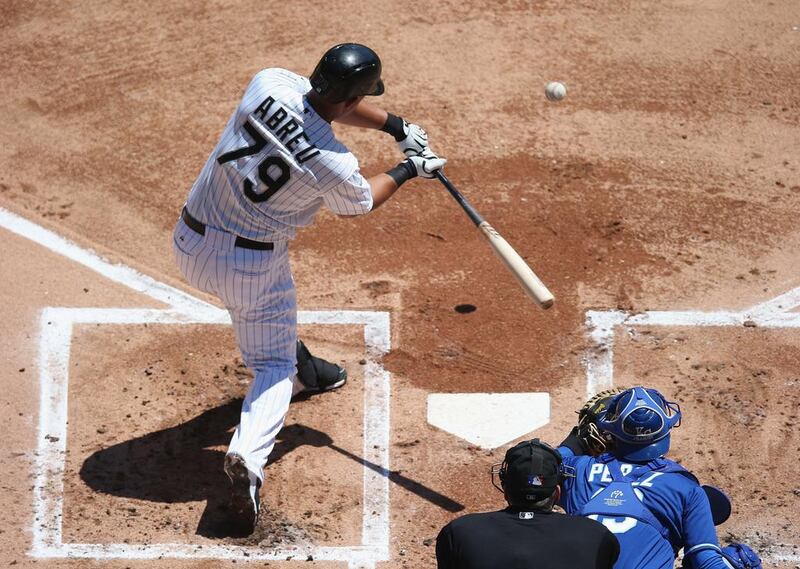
[597,386,682,461]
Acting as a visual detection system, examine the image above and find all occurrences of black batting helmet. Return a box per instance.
[310,43,385,103]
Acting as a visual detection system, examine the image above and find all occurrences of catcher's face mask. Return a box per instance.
[598,386,682,460]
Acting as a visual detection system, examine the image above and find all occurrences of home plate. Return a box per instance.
[427,393,550,449]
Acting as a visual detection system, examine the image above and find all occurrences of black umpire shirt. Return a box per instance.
[436,507,619,569]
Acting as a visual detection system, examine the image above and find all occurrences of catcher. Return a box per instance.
[556,386,763,569]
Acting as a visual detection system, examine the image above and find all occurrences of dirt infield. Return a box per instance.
[1,1,799,567]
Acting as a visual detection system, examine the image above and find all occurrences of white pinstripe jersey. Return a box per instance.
[186,68,373,241]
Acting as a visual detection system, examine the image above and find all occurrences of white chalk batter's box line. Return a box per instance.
[34,310,390,567]
[583,287,800,563]
[0,208,390,568]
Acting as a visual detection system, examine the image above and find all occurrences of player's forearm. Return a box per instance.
[339,163,418,217]
[559,427,586,456]
[557,441,578,459]
[334,100,389,130]
[685,549,729,569]
[366,173,401,210]
[356,153,444,214]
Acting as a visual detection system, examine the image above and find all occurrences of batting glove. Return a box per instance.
[404,149,446,178]
[381,113,430,156]
[397,121,429,156]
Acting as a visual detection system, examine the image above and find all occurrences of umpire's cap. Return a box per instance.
[310,43,385,103]
[498,439,562,504]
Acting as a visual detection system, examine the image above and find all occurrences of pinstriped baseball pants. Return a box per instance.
[173,216,296,483]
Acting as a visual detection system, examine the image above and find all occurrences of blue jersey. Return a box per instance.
[558,447,727,569]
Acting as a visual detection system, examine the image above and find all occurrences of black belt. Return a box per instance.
[181,208,274,251]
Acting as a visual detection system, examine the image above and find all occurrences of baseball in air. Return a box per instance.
[545,81,567,102]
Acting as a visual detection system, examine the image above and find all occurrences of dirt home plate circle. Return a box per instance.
[545,81,567,101]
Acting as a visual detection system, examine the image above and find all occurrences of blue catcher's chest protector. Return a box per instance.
[579,457,695,547]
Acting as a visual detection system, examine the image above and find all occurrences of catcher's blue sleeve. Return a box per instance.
[689,549,730,569]
[680,486,728,569]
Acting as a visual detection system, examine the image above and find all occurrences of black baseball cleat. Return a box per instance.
[224,453,261,535]
[295,340,348,395]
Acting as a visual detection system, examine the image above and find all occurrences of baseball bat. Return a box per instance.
[434,170,554,310]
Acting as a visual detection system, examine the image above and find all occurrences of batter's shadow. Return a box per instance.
[80,398,463,538]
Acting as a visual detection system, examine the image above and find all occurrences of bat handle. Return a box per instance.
[434,170,484,226]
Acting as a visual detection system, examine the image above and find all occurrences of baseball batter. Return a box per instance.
[173,43,445,533]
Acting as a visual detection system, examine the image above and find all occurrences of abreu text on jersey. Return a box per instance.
[250,95,321,164]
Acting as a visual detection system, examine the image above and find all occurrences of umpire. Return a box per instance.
[436,439,619,569]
